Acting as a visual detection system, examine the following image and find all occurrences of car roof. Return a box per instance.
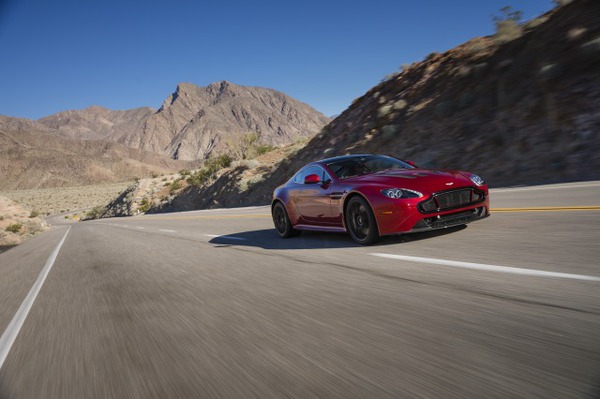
[316,154,377,164]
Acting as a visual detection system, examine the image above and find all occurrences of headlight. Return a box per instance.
[381,188,423,199]
[469,174,485,186]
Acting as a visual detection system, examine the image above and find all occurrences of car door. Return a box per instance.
[295,166,334,225]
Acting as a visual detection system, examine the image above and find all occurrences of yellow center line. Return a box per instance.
[138,214,272,221]
[492,206,600,212]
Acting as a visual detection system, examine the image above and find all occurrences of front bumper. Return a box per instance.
[373,190,490,236]
[406,206,489,233]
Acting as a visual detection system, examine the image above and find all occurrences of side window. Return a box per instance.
[292,170,304,184]
[293,166,331,184]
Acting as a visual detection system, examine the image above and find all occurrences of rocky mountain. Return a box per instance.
[1,82,329,189]
[38,105,155,141]
[0,116,194,190]
[121,81,330,160]
[36,82,330,162]
[109,0,599,215]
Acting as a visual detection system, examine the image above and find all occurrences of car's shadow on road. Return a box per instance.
[209,225,467,250]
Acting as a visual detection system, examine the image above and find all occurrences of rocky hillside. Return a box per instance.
[278,0,599,188]
[121,81,330,160]
[38,105,155,141]
[0,117,194,189]
[106,0,599,215]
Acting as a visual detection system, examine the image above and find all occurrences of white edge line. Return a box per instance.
[0,225,71,370]
[204,234,247,241]
[369,253,600,282]
[159,229,177,233]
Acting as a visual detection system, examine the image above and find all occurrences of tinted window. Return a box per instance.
[326,155,413,179]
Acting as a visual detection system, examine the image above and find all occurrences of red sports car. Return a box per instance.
[271,154,489,245]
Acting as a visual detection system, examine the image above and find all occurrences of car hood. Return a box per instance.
[347,169,475,193]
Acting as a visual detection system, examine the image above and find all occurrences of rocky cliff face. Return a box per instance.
[123,81,331,160]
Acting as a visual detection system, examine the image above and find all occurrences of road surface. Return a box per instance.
[0,182,599,398]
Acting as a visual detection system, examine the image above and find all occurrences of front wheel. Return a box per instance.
[345,196,379,245]
[272,202,301,238]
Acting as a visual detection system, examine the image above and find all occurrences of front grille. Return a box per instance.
[419,187,485,213]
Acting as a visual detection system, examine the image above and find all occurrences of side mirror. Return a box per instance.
[304,174,321,184]
[405,160,418,168]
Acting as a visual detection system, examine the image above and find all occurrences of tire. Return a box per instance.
[345,196,379,245]
[272,202,300,238]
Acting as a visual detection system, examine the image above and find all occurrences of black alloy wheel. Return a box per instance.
[345,196,379,245]
[272,202,300,238]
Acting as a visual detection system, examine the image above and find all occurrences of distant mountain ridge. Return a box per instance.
[0,81,329,189]
[0,115,193,190]
[38,105,155,141]
[37,81,331,161]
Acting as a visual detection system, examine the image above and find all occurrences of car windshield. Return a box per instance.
[326,155,414,179]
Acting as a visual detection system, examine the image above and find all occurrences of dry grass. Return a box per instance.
[0,182,133,216]
[0,196,49,247]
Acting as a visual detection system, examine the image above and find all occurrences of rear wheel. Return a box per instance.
[272,202,300,238]
[345,196,379,245]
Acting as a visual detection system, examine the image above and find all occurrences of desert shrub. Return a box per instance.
[228,133,275,160]
[5,223,23,233]
[85,206,106,220]
[138,198,152,213]
[29,210,39,218]
[377,104,393,119]
[179,169,191,176]
[186,154,233,188]
[187,170,211,187]
[524,15,549,29]
[381,72,399,82]
[25,221,44,235]
[393,100,408,110]
[254,144,276,157]
[151,172,159,178]
[169,179,182,193]
[425,52,440,61]
[0,215,4,220]
[399,63,411,72]
[493,6,523,43]
[209,154,232,169]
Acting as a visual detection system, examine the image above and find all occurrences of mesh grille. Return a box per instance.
[419,188,484,213]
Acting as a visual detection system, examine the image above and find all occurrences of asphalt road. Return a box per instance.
[0,181,599,398]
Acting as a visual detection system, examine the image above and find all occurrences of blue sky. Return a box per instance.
[0,0,555,119]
